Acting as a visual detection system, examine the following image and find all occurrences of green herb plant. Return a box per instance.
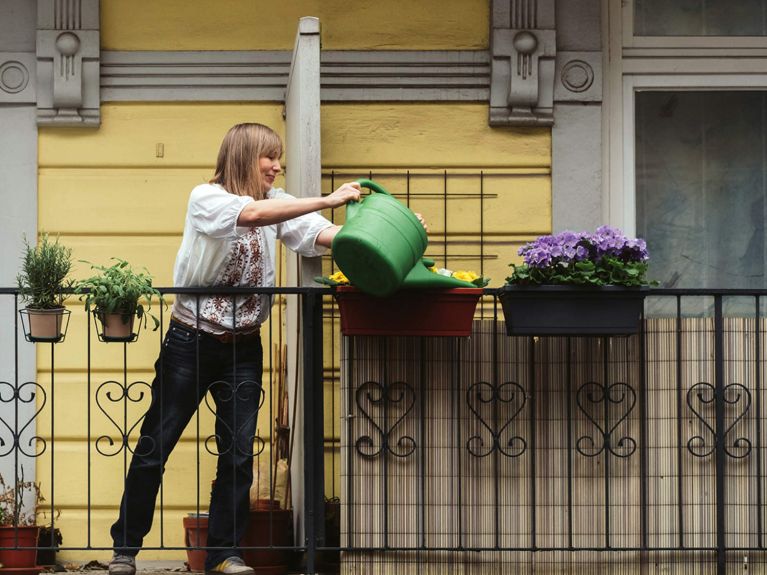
[76,258,164,331]
[17,233,73,310]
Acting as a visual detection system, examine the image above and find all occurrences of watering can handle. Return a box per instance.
[355,178,392,196]
[346,178,391,219]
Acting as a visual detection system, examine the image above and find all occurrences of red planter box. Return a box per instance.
[334,286,483,337]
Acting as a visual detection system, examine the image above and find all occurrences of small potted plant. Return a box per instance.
[36,521,62,567]
[500,225,653,336]
[76,258,163,342]
[0,469,45,573]
[17,233,73,343]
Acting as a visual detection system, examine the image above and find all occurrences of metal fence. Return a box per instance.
[0,287,333,574]
[1,288,767,575]
[340,290,767,575]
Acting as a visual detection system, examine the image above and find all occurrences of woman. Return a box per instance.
[108,123,362,575]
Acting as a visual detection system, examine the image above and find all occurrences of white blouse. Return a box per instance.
[171,183,332,334]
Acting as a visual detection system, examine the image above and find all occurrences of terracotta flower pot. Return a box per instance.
[183,502,293,575]
[97,311,136,342]
[241,500,292,575]
[182,514,208,572]
[22,308,68,343]
[0,525,40,572]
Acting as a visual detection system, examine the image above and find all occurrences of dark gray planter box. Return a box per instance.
[499,285,647,336]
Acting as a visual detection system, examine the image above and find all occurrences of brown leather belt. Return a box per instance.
[170,315,261,344]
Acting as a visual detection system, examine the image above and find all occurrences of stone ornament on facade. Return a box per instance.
[36,0,100,126]
[0,61,30,94]
[489,0,556,126]
[0,53,36,104]
[560,59,594,93]
[554,51,602,103]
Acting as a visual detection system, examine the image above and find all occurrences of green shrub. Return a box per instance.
[17,233,73,310]
[77,258,163,330]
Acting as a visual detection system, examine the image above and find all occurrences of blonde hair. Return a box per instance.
[210,123,283,199]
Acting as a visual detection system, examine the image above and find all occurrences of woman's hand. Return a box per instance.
[325,182,361,209]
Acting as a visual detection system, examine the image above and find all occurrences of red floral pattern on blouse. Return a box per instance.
[200,227,265,330]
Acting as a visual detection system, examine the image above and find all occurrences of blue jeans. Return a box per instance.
[111,320,263,569]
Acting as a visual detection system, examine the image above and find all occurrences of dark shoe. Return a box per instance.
[206,556,255,575]
[108,554,136,575]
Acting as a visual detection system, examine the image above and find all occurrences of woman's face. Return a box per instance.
[258,155,282,192]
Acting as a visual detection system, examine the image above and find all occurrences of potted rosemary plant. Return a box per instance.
[76,258,163,342]
[17,233,73,342]
[501,226,652,336]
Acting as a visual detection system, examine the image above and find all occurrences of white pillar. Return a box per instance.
[284,15,322,548]
[0,0,39,486]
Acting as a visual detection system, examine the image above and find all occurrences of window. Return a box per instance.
[606,0,767,289]
[635,91,767,288]
[634,0,767,37]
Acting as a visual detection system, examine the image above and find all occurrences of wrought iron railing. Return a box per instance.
[341,289,767,575]
[0,287,766,575]
[0,287,334,574]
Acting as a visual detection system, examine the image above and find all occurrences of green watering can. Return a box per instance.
[332,179,476,296]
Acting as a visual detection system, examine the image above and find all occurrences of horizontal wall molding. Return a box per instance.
[101,50,491,102]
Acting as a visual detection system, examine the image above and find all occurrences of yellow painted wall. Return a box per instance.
[101,0,488,51]
[37,102,550,560]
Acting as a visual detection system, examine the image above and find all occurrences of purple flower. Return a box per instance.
[518,226,649,269]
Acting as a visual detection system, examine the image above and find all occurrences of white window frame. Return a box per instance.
[624,0,767,48]
[603,0,767,236]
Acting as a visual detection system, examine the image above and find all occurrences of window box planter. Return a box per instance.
[499,285,647,336]
[334,286,483,337]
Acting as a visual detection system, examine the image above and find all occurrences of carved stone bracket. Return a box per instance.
[36,0,100,126]
[489,0,556,126]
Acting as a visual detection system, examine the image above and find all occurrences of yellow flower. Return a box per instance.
[328,271,350,285]
[452,270,480,283]
[429,266,438,273]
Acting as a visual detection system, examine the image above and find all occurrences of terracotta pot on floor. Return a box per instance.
[0,525,41,575]
[183,502,293,574]
[241,499,293,575]
[183,514,208,572]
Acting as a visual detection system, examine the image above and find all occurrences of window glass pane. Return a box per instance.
[634,0,767,36]
[635,91,767,289]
